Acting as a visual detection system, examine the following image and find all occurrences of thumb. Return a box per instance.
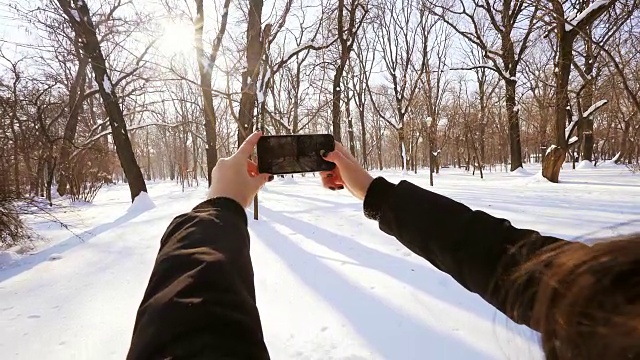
[323,149,347,166]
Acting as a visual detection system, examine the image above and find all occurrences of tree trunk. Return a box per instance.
[332,65,345,142]
[505,78,523,171]
[57,45,88,196]
[194,0,230,185]
[345,81,356,156]
[359,107,367,169]
[397,127,406,172]
[237,0,263,220]
[542,146,566,183]
[237,0,263,146]
[617,119,631,164]
[58,0,147,201]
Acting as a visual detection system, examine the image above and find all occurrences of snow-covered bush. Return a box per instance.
[0,198,33,250]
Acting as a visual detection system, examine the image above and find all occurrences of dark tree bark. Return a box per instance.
[237,0,264,220]
[344,76,356,156]
[331,0,367,141]
[542,0,615,183]
[57,47,88,196]
[57,0,147,201]
[237,0,264,145]
[195,0,231,186]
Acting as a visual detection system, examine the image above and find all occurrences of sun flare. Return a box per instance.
[159,20,195,56]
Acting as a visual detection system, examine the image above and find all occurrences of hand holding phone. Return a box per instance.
[257,134,336,175]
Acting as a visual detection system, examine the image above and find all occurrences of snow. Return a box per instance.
[257,88,264,104]
[70,10,80,21]
[546,144,558,155]
[565,118,579,141]
[0,251,20,267]
[48,254,63,262]
[611,152,622,163]
[281,175,297,184]
[583,99,608,118]
[577,160,595,169]
[103,75,112,93]
[2,165,639,359]
[509,167,531,176]
[568,136,579,145]
[127,192,156,214]
[565,0,612,31]
[401,143,407,173]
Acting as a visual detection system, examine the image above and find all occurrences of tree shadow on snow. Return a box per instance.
[0,209,147,284]
[258,207,539,350]
[255,209,500,360]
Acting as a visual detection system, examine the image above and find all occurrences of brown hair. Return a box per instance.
[510,234,640,359]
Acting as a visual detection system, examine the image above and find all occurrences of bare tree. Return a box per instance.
[368,0,433,173]
[331,0,368,142]
[429,0,541,171]
[57,0,147,201]
[542,0,616,183]
[195,0,231,185]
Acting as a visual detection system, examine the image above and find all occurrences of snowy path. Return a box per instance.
[1,165,638,359]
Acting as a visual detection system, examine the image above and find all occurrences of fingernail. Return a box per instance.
[329,186,336,191]
[337,185,344,190]
[268,175,274,182]
[320,150,328,158]
[326,173,334,178]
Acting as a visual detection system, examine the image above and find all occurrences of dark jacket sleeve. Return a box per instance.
[127,197,269,360]
[363,177,578,330]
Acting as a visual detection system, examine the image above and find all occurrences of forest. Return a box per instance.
[1,0,639,245]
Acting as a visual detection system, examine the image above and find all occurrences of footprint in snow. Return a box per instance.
[48,254,63,261]
[27,315,41,319]
[320,326,328,332]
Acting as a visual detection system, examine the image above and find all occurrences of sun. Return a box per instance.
[159,20,195,56]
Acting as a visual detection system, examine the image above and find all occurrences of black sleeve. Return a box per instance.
[127,197,270,360]
[363,177,578,330]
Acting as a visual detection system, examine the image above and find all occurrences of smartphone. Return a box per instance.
[257,134,336,175]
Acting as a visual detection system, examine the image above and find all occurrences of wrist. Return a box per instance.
[363,177,394,221]
[207,188,247,208]
[194,197,248,226]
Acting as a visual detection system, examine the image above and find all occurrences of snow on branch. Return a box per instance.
[565,0,614,32]
[583,99,608,118]
[565,117,580,142]
[103,75,112,93]
[568,136,579,146]
[565,100,607,142]
[70,10,81,22]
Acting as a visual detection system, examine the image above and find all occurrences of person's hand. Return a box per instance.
[320,142,374,201]
[208,131,272,208]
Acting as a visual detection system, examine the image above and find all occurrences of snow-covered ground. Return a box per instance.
[1,164,639,360]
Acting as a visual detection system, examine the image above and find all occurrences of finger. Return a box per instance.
[233,131,262,160]
[323,148,348,167]
[334,142,358,162]
[321,176,341,190]
[320,170,336,178]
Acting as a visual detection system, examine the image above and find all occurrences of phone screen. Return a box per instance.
[257,134,336,174]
